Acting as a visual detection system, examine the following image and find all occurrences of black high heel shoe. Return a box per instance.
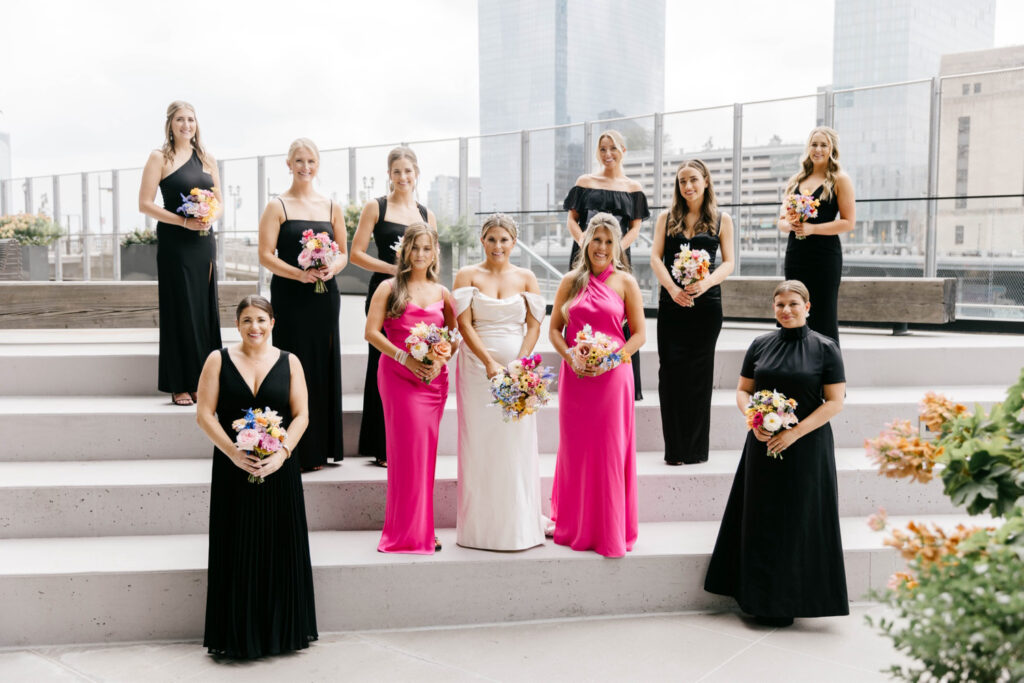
[434,536,442,552]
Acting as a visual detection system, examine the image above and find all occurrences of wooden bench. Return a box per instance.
[720,276,957,334]
[0,281,259,329]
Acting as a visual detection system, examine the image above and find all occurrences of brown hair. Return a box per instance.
[160,100,211,168]
[387,146,420,192]
[560,213,629,323]
[387,223,439,318]
[772,280,810,303]
[236,295,275,320]
[667,159,719,238]
[785,126,841,201]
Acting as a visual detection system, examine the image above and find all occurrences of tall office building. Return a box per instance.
[478,0,665,215]
[831,0,994,250]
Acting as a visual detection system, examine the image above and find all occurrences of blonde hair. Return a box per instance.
[785,126,841,201]
[480,213,518,241]
[773,279,810,303]
[387,222,439,318]
[160,100,210,168]
[667,159,719,238]
[287,138,320,164]
[561,213,629,322]
[595,130,626,165]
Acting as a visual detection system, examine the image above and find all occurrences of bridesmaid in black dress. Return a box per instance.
[196,295,317,658]
[258,138,347,472]
[778,126,855,344]
[704,280,848,627]
[650,160,734,465]
[564,130,650,400]
[139,100,222,406]
[351,146,437,467]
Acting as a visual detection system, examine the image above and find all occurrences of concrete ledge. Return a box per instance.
[0,281,258,328]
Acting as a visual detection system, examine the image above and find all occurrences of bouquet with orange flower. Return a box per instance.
[670,243,711,305]
[231,407,288,484]
[784,193,820,240]
[744,389,798,458]
[569,324,628,374]
[404,322,458,383]
[298,229,341,293]
[176,187,220,236]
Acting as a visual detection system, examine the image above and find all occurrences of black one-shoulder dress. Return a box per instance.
[783,184,842,343]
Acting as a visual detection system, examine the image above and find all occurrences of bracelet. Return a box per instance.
[281,444,292,459]
[394,349,409,365]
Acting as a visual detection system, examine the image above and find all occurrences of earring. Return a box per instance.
[388,181,395,192]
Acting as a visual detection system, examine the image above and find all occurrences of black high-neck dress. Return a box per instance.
[205,349,318,658]
[704,325,848,619]
[156,150,221,393]
[359,196,429,463]
[657,219,723,464]
[563,186,650,400]
[783,184,842,343]
[269,198,343,470]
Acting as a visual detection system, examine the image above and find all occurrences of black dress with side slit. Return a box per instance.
[156,150,221,393]
[359,196,429,462]
[704,325,848,619]
[204,349,317,658]
[783,184,842,343]
[269,197,343,469]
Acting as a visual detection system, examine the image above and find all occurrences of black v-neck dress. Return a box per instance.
[204,349,317,658]
[156,150,222,393]
[704,325,848,619]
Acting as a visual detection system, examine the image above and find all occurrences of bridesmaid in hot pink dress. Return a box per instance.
[548,212,647,557]
[365,223,458,554]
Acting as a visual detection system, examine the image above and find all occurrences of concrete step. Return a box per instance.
[1,513,972,647]
[0,385,1006,461]
[3,326,1022,396]
[0,450,958,539]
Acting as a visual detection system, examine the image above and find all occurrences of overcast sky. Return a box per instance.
[2,0,1022,178]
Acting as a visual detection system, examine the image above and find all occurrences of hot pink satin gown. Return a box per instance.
[377,300,449,554]
[552,265,638,558]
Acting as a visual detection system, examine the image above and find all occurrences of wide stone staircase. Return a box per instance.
[1,305,1020,647]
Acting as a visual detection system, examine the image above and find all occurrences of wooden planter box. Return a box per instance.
[120,244,158,281]
[20,245,49,281]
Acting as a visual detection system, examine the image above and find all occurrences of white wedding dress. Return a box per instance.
[454,287,547,551]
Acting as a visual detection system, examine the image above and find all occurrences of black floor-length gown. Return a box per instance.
[783,184,842,343]
[270,198,343,469]
[205,349,317,658]
[157,150,221,393]
[358,196,428,462]
[657,220,723,464]
[704,325,848,618]
[564,186,650,400]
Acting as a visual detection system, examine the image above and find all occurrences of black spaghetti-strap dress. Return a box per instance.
[269,198,343,470]
[205,349,318,658]
[783,184,842,343]
[563,186,650,400]
[359,196,429,463]
[657,218,724,464]
[704,325,848,619]
[156,150,221,393]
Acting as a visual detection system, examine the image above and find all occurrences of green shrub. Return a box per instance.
[120,228,158,246]
[0,213,63,246]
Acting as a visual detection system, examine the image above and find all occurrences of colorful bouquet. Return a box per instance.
[489,353,555,422]
[176,187,220,236]
[405,322,457,383]
[670,243,711,304]
[784,193,820,240]
[744,389,799,458]
[298,229,341,293]
[231,407,288,484]
[569,324,628,374]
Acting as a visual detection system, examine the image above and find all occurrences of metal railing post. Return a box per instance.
[348,148,357,206]
[652,112,664,209]
[0,179,9,215]
[24,177,33,214]
[732,102,743,274]
[583,121,593,174]
[81,172,91,281]
[823,87,835,128]
[257,156,267,292]
[520,130,532,270]
[458,137,468,221]
[111,170,121,280]
[924,76,941,278]
[52,175,62,281]
[217,160,226,281]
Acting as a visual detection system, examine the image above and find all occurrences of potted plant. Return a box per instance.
[0,213,63,280]
[120,228,159,280]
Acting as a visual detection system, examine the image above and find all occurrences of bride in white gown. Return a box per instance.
[453,214,548,551]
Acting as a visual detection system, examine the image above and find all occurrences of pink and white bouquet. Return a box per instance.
[670,244,711,304]
[784,193,820,240]
[297,229,341,293]
[569,323,628,374]
[176,187,220,236]
[405,322,458,383]
[744,389,799,459]
[231,407,288,484]
[489,353,555,422]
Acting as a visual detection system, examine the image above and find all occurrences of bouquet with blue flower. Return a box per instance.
[489,353,555,422]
